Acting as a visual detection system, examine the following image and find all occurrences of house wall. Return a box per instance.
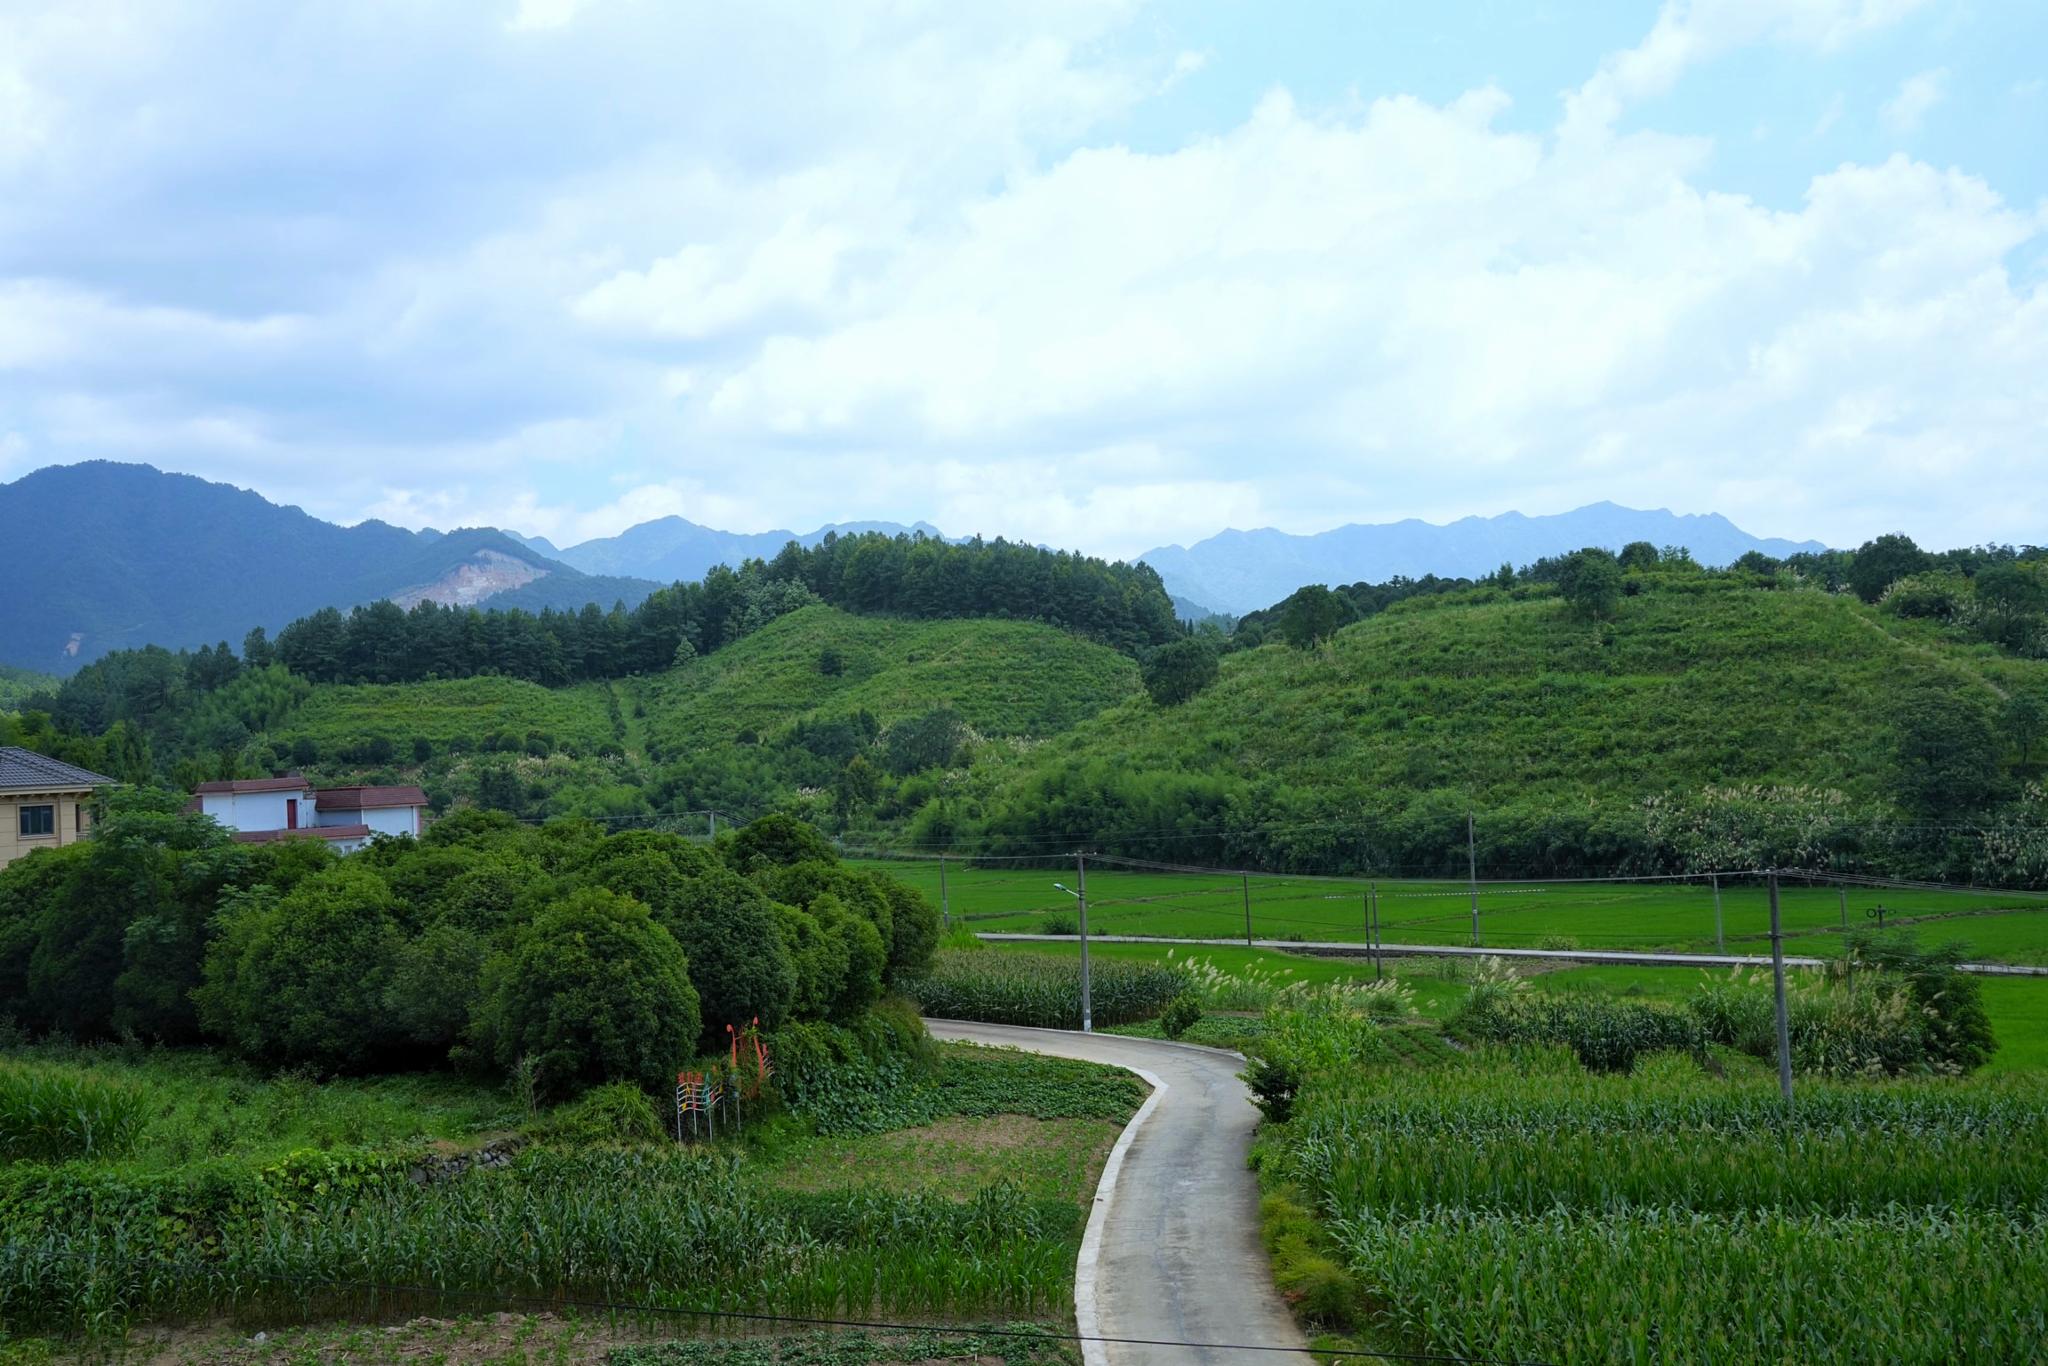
[200,789,311,833]
[312,804,422,837]
[0,789,95,872]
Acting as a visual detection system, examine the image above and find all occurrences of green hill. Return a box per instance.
[638,605,1139,756]
[221,606,1136,827]
[270,676,622,764]
[955,578,2047,879]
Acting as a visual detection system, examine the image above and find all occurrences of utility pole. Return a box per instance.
[1466,811,1481,947]
[1838,885,1848,933]
[939,855,951,933]
[1369,882,1382,980]
[1711,873,1724,953]
[1242,872,1253,948]
[1077,853,1093,1034]
[1768,873,1794,1108]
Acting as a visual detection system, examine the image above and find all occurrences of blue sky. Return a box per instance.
[1,1,2042,557]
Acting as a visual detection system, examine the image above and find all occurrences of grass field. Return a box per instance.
[273,675,622,760]
[854,857,2048,964]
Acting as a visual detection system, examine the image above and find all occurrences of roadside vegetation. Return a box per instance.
[1214,936,2048,1364]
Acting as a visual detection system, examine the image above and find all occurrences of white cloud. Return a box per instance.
[1881,67,1948,135]
[1563,0,1933,140]
[0,0,2039,561]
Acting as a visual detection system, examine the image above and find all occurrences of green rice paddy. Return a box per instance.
[853,858,2048,963]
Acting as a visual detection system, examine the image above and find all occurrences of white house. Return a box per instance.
[191,776,428,854]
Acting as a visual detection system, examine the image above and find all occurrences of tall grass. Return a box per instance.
[0,1064,148,1162]
[904,950,1185,1029]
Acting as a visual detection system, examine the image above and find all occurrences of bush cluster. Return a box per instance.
[0,801,938,1100]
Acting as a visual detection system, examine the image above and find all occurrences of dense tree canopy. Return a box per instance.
[0,807,937,1093]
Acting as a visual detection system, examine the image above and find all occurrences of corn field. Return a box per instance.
[904,950,1185,1029]
[1266,1047,2048,1363]
[0,1149,1079,1339]
[0,1064,149,1163]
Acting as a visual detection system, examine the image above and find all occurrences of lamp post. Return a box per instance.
[1053,858,1092,1033]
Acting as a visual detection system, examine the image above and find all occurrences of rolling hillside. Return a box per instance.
[956,578,2046,877]
[637,605,1139,756]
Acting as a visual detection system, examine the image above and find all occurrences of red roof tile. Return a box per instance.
[194,776,312,795]
[314,785,428,811]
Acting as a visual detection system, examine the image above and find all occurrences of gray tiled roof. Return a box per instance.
[0,746,115,791]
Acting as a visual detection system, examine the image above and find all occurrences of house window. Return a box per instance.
[19,805,55,838]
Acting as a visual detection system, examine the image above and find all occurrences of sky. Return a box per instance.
[0,0,2043,560]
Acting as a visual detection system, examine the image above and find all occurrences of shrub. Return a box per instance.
[1160,992,1203,1039]
[1458,990,1701,1073]
[529,1081,665,1146]
[1689,947,1988,1079]
[1039,912,1078,936]
[1843,930,1995,1072]
[473,888,701,1099]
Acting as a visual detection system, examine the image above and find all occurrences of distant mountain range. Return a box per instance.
[547,516,945,583]
[1137,504,1827,615]
[0,463,658,674]
[0,462,1834,675]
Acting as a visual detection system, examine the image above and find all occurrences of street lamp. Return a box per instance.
[1052,867,1093,1033]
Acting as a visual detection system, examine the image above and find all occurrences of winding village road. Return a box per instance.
[925,1020,1307,1365]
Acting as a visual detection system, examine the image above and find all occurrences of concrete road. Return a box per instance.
[926,1020,1307,1366]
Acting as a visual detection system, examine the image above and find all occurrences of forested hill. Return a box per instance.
[958,563,2048,884]
[0,462,656,674]
[6,532,1175,793]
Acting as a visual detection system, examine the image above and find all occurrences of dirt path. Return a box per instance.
[926,1021,1306,1365]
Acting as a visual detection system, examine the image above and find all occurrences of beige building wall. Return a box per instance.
[0,789,96,872]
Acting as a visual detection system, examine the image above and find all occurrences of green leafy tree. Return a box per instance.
[884,706,971,775]
[1142,638,1220,706]
[1276,585,1352,650]
[387,922,488,1052]
[1891,683,2001,819]
[1973,563,2048,648]
[659,866,797,1039]
[196,864,405,1069]
[835,753,880,817]
[810,892,886,1019]
[2004,690,2045,770]
[1618,541,1661,571]
[474,888,699,1098]
[1558,549,1623,619]
[1849,534,1933,604]
[725,813,838,876]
